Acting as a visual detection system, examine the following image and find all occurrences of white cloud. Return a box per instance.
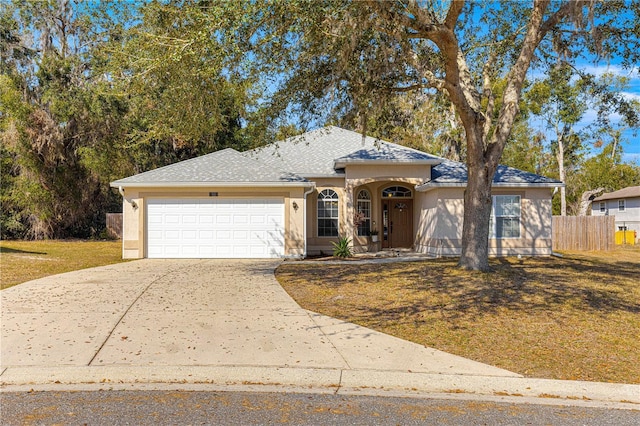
[621,91,640,102]
[578,64,639,79]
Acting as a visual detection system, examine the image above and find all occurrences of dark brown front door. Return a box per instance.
[382,199,413,248]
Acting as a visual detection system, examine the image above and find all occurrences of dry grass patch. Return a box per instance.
[1,240,126,290]
[276,247,640,383]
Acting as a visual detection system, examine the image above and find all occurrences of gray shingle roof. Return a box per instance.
[111,126,561,189]
[593,186,640,201]
[431,160,561,183]
[334,146,441,167]
[424,159,562,186]
[245,126,440,176]
[111,148,310,187]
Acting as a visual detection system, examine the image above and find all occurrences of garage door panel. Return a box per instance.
[147,198,284,258]
[216,214,232,224]
[251,215,266,224]
[233,214,249,224]
[233,230,249,239]
[182,230,197,239]
[148,230,162,239]
[198,246,215,256]
[163,246,181,256]
[199,215,214,224]
[165,230,180,240]
[182,215,197,224]
[164,215,180,224]
[199,230,214,239]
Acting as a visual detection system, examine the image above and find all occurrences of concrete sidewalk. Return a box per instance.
[1,259,638,409]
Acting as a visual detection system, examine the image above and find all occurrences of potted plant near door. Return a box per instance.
[370,229,379,242]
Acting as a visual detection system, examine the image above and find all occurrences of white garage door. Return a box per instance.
[146,198,285,258]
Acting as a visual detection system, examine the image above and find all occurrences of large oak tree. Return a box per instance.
[236,0,639,270]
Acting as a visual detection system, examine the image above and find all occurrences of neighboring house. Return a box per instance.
[592,186,640,242]
[110,126,562,259]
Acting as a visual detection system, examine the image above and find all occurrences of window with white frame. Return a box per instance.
[490,195,521,238]
[317,189,339,237]
[618,200,625,211]
[356,190,371,236]
[599,202,606,213]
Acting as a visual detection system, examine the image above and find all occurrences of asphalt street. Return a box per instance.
[2,390,639,425]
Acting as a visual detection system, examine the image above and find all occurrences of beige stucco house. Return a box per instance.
[111,127,561,259]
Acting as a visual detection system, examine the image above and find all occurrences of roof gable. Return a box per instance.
[333,146,441,168]
[111,148,310,187]
[246,126,441,176]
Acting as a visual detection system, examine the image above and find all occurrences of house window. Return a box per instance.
[317,189,339,237]
[619,200,625,212]
[356,190,371,236]
[599,202,606,213]
[618,226,628,231]
[490,195,521,239]
[382,185,412,198]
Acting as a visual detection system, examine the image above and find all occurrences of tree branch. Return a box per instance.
[481,49,499,139]
[445,0,464,29]
[539,0,584,37]
[487,0,553,166]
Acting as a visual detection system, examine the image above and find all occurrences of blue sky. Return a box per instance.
[528,63,640,165]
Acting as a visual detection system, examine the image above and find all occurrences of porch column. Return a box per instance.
[344,182,356,242]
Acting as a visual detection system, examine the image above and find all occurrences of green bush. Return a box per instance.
[331,236,352,258]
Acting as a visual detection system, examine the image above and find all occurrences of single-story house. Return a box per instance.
[110,126,562,259]
[592,186,640,242]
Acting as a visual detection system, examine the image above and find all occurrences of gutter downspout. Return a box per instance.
[118,186,125,257]
[302,185,316,259]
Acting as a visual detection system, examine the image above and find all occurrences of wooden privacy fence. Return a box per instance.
[106,213,123,239]
[552,216,615,251]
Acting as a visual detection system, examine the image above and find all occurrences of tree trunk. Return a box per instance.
[578,188,605,216]
[459,161,493,270]
[556,132,567,216]
[458,122,494,271]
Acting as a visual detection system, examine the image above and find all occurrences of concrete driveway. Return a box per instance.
[2,259,637,407]
[2,259,508,372]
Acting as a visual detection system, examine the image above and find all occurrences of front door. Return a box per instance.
[382,199,413,248]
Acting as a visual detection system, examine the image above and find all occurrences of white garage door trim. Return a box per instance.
[146,198,285,259]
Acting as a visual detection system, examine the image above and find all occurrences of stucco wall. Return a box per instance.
[345,164,430,182]
[305,166,430,255]
[414,187,554,256]
[121,189,142,259]
[119,186,306,259]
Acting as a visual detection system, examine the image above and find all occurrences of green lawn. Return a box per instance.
[276,246,640,384]
[1,240,126,290]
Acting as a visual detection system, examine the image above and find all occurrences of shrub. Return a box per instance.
[332,236,352,258]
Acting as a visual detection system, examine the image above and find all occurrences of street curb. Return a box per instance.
[2,365,638,409]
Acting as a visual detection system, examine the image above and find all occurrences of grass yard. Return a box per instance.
[276,246,640,384]
[1,240,126,290]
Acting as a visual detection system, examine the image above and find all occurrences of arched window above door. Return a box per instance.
[382,185,412,198]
